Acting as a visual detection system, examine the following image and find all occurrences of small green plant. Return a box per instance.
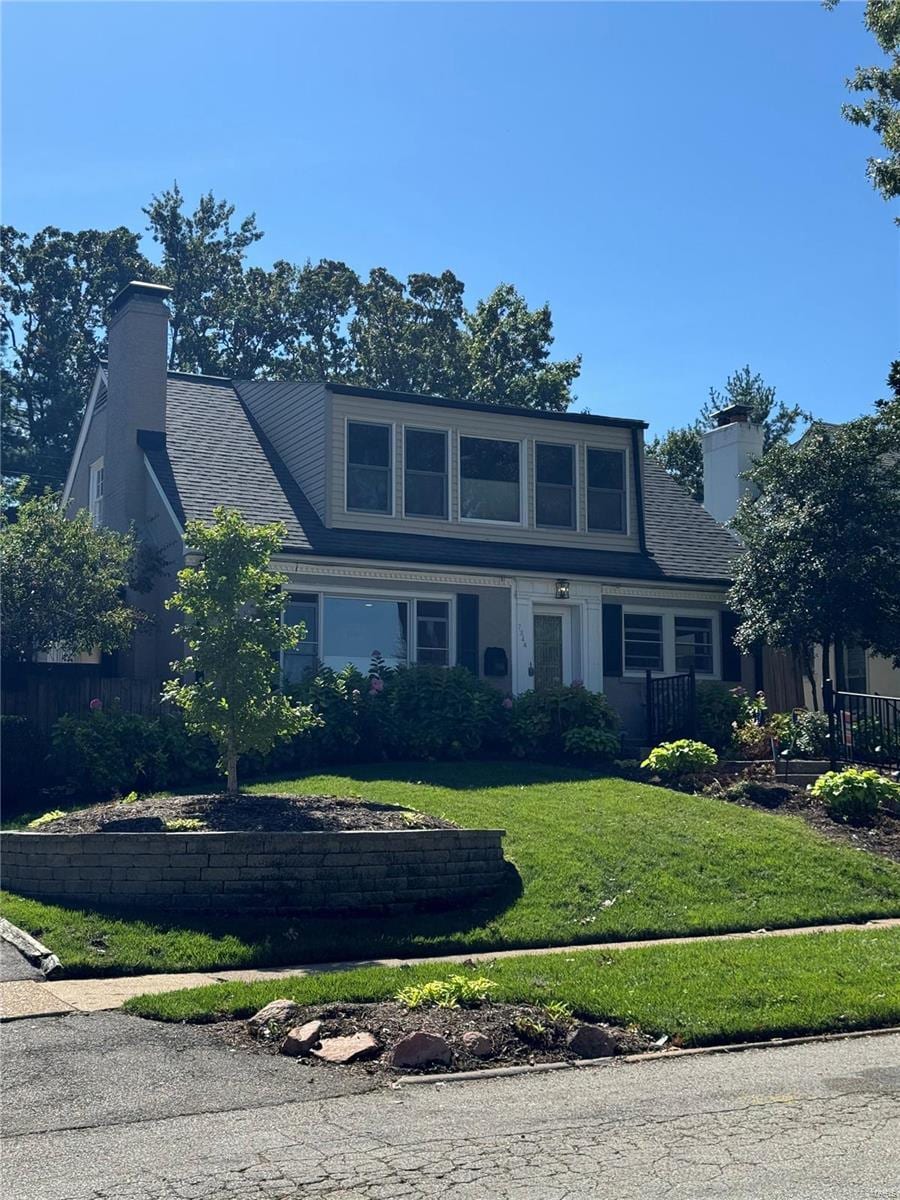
[394,974,497,1010]
[811,768,900,826]
[26,809,66,829]
[121,791,140,805]
[541,999,574,1023]
[512,1014,550,1046]
[642,740,718,781]
[164,817,205,831]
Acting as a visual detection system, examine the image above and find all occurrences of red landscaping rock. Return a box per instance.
[312,1032,380,1064]
[461,1031,493,1058]
[281,1020,323,1057]
[566,1024,616,1058]
[247,999,302,1034]
[390,1031,453,1069]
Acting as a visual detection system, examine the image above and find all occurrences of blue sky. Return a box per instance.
[2,1,896,436]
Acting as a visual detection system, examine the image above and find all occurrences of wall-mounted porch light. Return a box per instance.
[555,579,570,600]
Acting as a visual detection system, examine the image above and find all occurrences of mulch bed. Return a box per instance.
[30,793,458,835]
[714,780,900,864]
[197,1000,657,1079]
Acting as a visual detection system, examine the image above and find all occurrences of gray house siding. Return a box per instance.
[236,379,328,521]
[327,392,643,553]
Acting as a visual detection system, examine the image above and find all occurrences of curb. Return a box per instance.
[394,1024,900,1086]
[0,917,62,977]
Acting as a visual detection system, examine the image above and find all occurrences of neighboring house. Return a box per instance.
[62,281,754,736]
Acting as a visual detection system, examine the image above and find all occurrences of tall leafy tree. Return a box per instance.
[464,283,581,412]
[0,488,155,661]
[647,365,808,501]
[1,225,150,490]
[143,184,265,375]
[163,508,314,795]
[729,413,900,705]
[826,0,900,220]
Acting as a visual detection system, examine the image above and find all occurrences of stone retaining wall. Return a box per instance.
[0,829,508,913]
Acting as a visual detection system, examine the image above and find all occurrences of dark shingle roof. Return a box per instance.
[143,374,738,585]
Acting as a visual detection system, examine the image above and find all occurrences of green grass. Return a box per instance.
[4,761,900,978]
[124,926,900,1047]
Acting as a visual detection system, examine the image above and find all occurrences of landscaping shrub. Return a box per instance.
[395,975,497,1010]
[642,739,718,785]
[850,717,900,766]
[696,682,744,753]
[49,711,216,800]
[1,715,52,814]
[507,684,619,762]
[811,768,900,826]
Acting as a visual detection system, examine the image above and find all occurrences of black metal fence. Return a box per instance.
[823,678,900,771]
[646,668,697,745]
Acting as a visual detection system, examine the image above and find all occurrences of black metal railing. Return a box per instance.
[646,668,697,745]
[823,678,900,770]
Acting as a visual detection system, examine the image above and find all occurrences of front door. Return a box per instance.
[533,607,572,691]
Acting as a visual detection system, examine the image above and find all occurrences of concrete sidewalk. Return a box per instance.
[2,915,898,1021]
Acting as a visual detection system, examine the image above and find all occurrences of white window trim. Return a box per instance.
[282,587,456,676]
[585,444,630,537]
[533,440,578,532]
[89,457,104,528]
[344,416,396,518]
[457,432,526,527]
[401,423,451,522]
[622,608,721,679]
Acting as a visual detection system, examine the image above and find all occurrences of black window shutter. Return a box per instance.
[602,603,623,678]
[456,594,479,674]
[721,610,742,682]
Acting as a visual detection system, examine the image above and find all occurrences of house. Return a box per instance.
[62,280,754,736]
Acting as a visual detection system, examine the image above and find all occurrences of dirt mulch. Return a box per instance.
[29,793,458,835]
[197,1000,657,1079]
[716,783,900,864]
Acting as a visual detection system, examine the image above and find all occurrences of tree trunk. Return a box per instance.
[226,746,238,797]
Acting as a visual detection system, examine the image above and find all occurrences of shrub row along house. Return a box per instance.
[63,280,756,737]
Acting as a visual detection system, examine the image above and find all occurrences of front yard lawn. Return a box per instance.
[126,926,900,1047]
[4,761,900,977]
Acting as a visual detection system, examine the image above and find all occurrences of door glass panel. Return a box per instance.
[533,614,563,691]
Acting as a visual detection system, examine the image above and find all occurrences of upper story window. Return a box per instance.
[586,448,626,533]
[404,428,448,519]
[460,435,521,523]
[346,421,392,514]
[674,616,714,674]
[89,458,104,527]
[535,443,575,529]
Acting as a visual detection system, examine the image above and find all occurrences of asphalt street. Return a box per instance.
[2,1012,898,1199]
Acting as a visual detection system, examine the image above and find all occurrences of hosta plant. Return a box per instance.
[810,768,900,826]
[642,740,718,782]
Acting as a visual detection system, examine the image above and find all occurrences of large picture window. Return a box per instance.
[282,594,319,685]
[416,600,450,666]
[535,443,575,529]
[346,422,392,514]
[460,436,520,522]
[586,448,626,533]
[322,597,408,672]
[404,428,448,519]
[674,616,713,674]
[624,613,663,672]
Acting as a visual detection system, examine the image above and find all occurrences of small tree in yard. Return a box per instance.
[729,412,900,706]
[1,487,154,661]
[163,508,314,795]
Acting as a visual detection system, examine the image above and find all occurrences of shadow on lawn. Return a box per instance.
[43,862,525,978]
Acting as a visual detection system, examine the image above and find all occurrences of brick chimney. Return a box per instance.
[701,404,764,524]
[104,280,172,532]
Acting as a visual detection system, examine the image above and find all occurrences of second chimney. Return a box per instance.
[701,405,763,525]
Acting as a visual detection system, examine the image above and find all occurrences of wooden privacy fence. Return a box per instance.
[2,671,166,735]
